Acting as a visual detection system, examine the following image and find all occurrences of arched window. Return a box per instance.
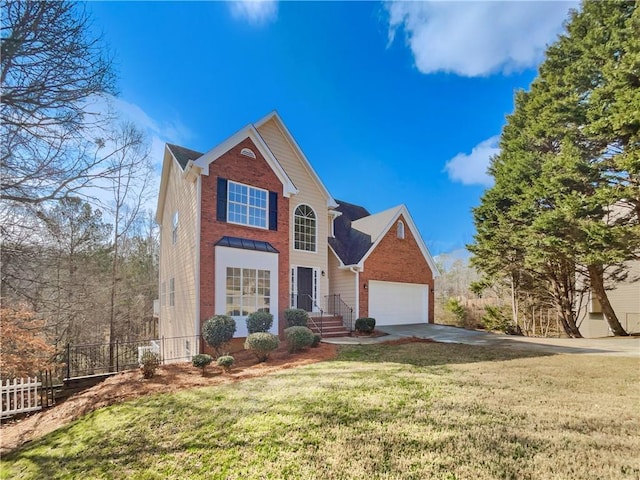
[397,220,405,240]
[294,204,316,252]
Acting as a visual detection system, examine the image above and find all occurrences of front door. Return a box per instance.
[297,267,313,311]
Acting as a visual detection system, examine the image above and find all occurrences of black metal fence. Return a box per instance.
[64,335,201,379]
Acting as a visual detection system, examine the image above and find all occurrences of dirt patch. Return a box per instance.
[353,329,389,338]
[0,343,338,454]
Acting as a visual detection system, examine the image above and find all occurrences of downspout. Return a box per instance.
[195,175,202,352]
[350,266,360,320]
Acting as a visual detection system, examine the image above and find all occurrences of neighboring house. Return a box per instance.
[578,259,640,337]
[156,111,438,359]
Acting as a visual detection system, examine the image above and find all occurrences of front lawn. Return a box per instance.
[2,343,639,479]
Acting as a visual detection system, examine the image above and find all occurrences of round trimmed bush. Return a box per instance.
[246,311,274,334]
[192,354,213,375]
[311,333,321,348]
[202,315,236,355]
[140,351,160,379]
[217,355,234,373]
[244,332,279,362]
[284,308,309,327]
[284,326,315,353]
[355,317,376,334]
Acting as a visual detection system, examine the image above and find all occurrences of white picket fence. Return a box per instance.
[1,377,42,419]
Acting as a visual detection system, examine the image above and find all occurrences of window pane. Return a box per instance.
[294,205,316,251]
[227,181,267,228]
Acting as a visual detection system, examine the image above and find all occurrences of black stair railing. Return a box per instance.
[324,294,354,333]
[290,294,323,336]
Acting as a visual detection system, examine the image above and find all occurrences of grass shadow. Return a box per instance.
[334,340,556,367]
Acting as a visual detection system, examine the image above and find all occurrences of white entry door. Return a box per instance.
[368,281,428,326]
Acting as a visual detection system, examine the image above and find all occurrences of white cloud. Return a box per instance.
[229,0,278,26]
[444,136,499,187]
[386,1,577,77]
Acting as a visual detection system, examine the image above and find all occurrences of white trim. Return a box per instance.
[214,246,279,338]
[226,180,269,230]
[350,266,360,320]
[293,203,318,253]
[357,205,440,276]
[313,267,320,312]
[290,266,297,308]
[290,265,320,312]
[194,175,202,344]
[254,111,338,208]
[194,125,297,198]
[156,146,190,224]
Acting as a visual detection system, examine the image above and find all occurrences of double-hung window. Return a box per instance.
[227,181,267,228]
[226,267,270,317]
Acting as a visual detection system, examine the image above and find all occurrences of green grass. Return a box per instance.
[2,343,639,480]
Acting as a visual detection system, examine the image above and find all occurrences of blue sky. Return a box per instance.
[87,0,577,256]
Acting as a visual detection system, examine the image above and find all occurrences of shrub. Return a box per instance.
[445,298,466,327]
[311,333,321,348]
[192,354,213,375]
[140,351,160,379]
[246,311,273,334]
[355,317,376,334]
[284,326,314,353]
[482,305,512,332]
[217,355,234,373]
[284,308,308,327]
[202,315,236,355]
[244,332,279,362]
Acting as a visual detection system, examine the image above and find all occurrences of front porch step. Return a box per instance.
[307,315,351,338]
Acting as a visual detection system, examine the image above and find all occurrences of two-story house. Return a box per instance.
[156,112,438,359]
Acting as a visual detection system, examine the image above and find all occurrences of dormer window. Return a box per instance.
[397,220,405,240]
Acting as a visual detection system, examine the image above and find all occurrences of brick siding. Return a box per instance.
[359,214,434,322]
[199,138,290,338]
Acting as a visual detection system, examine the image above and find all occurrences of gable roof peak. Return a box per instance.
[255,111,339,209]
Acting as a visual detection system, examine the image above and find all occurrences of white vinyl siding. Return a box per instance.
[256,118,329,300]
[158,152,199,344]
[327,250,356,312]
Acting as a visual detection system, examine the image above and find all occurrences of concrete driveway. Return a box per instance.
[334,323,640,357]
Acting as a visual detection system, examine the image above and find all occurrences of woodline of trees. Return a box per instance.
[1,1,159,377]
[468,1,639,338]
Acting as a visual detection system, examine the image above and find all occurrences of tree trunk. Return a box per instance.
[550,277,582,338]
[510,274,519,328]
[587,264,628,336]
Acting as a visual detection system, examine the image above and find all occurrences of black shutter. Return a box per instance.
[216,177,227,222]
[268,191,278,231]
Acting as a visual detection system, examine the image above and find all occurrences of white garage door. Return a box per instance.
[368,281,428,326]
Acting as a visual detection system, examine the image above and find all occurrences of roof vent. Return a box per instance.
[240,148,256,159]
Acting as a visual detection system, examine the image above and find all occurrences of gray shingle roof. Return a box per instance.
[329,200,374,265]
[167,143,203,170]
